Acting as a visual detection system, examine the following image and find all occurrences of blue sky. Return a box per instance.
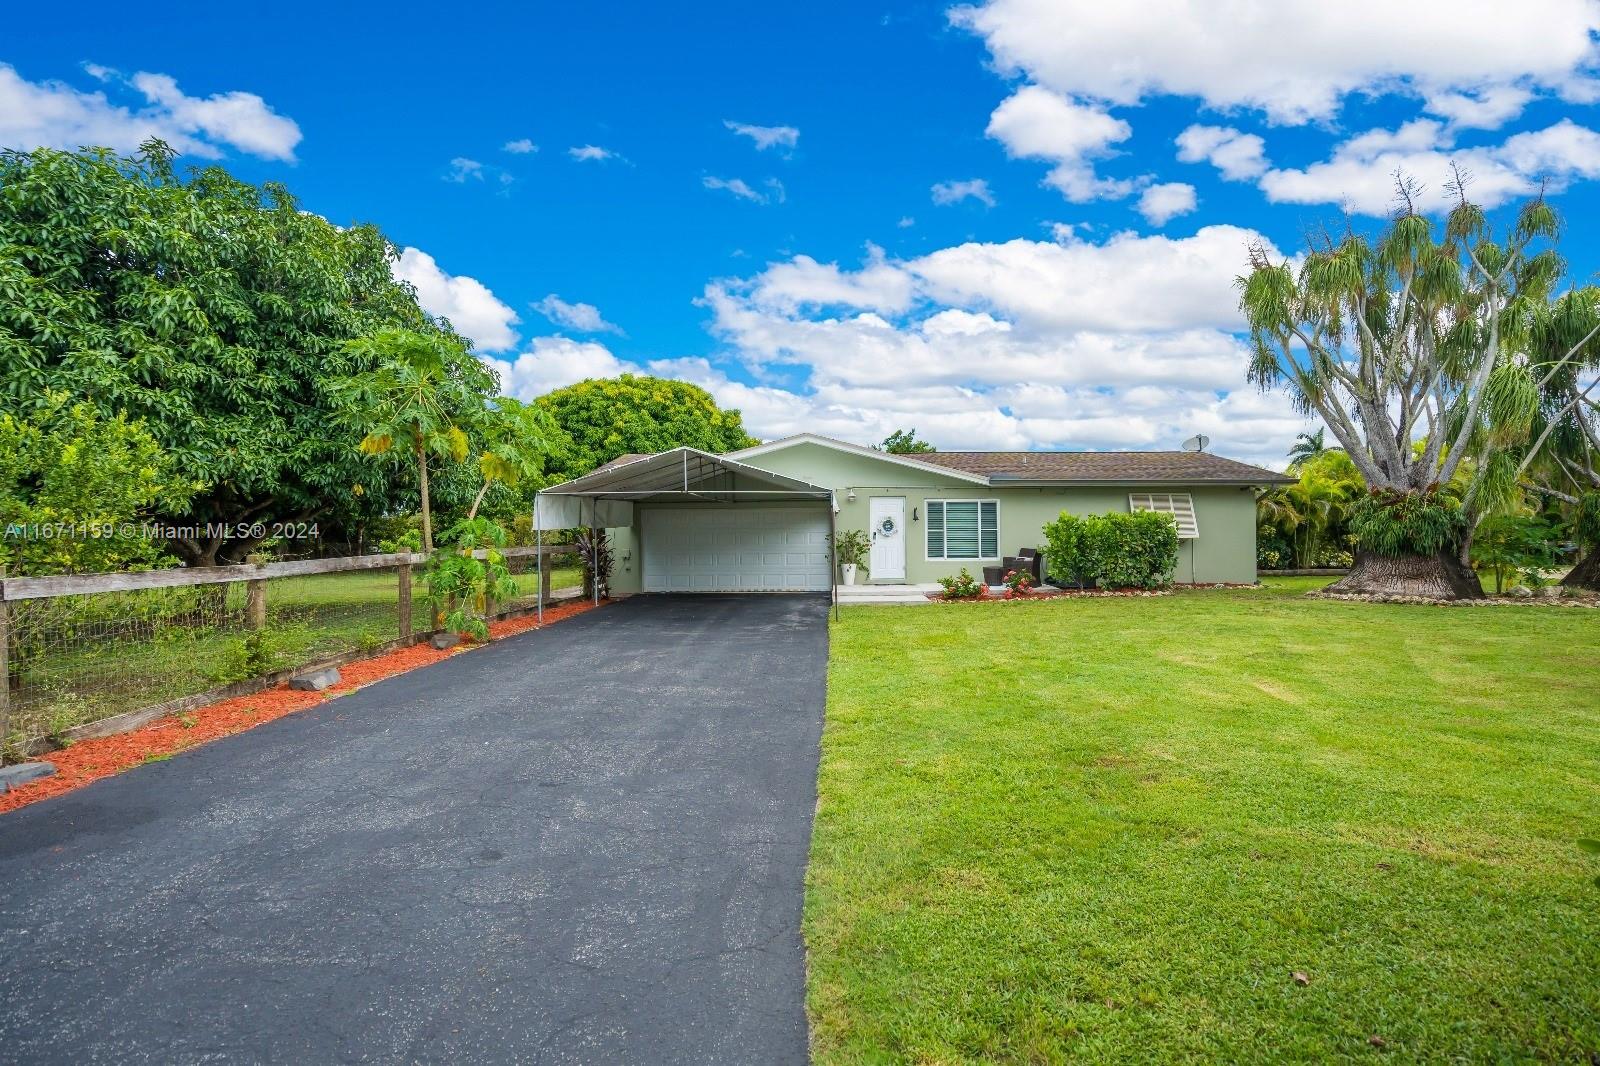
[8,0,1600,466]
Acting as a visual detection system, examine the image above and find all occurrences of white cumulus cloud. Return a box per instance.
[533,294,623,335]
[1137,182,1198,225]
[503,138,538,154]
[1175,125,1269,180]
[0,63,302,161]
[692,224,1314,464]
[952,0,1600,125]
[1260,118,1600,213]
[394,247,520,353]
[486,337,638,399]
[444,157,484,182]
[931,178,996,207]
[724,120,800,150]
[986,85,1133,201]
[703,175,784,203]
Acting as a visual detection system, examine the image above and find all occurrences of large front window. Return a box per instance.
[926,499,999,560]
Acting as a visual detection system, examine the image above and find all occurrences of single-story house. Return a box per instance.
[534,432,1293,595]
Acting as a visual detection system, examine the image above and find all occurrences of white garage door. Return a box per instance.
[642,505,831,592]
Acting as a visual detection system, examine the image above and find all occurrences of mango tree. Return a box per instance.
[0,141,461,565]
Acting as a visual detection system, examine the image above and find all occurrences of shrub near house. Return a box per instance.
[1043,510,1180,589]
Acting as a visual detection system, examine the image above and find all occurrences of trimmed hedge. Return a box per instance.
[1043,510,1180,590]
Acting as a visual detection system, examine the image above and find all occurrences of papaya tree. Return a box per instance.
[465,397,567,521]
[1239,177,1599,598]
[334,329,498,552]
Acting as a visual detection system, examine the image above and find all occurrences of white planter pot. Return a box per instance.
[842,563,859,585]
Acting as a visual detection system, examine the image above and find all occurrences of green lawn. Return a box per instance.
[808,579,1600,1062]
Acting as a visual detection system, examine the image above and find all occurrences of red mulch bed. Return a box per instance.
[0,598,604,815]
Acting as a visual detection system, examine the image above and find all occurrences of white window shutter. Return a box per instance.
[1129,493,1198,538]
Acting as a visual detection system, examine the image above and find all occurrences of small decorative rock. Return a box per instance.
[288,667,341,691]
[429,632,461,650]
[0,761,57,792]
[1509,585,1534,598]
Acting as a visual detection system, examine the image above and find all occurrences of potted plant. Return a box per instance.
[833,529,870,585]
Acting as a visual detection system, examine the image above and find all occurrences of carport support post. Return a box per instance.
[591,496,599,607]
[0,565,10,758]
[829,497,839,621]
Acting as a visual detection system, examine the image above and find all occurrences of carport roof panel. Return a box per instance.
[539,447,834,499]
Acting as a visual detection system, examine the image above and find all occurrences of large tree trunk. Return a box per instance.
[1323,550,1484,600]
[1563,549,1600,591]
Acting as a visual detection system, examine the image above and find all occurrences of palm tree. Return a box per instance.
[334,328,495,552]
[1286,428,1327,472]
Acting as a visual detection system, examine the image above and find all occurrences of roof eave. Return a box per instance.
[729,432,991,486]
[987,475,1295,487]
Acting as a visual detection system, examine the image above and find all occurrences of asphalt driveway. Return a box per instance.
[0,594,829,1064]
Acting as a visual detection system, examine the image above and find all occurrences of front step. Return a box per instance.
[836,583,936,605]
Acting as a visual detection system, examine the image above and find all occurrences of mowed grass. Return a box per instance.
[808,579,1600,1063]
[8,565,583,746]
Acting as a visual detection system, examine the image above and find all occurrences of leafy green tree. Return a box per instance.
[1256,449,1362,568]
[334,329,497,552]
[465,397,568,521]
[1286,428,1327,471]
[879,429,936,454]
[1511,288,1600,588]
[0,141,458,565]
[0,395,194,575]
[1470,513,1559,594]
[1239,178,1597,597]
[537,374,759,478]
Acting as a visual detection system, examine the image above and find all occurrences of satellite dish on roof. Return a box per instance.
[1181,434,1210,453]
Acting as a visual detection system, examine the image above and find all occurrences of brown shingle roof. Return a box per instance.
[911,450,1292,484]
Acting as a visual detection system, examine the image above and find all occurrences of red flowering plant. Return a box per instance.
[1002,568,1034,598]
[938,567,984,600]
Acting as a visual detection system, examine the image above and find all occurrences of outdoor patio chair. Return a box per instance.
[1002,548,1044,588]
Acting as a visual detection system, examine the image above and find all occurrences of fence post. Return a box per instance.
[0,564,10,761]
[244,554,268,631]
[539,548,552,606]
[397,559,413,640]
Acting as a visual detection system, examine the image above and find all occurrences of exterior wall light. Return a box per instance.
[846,488,856,502]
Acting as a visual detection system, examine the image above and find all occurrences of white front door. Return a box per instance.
[868,497,906,581]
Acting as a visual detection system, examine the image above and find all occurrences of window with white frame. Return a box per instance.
[926,499,999,559]
[1129,493,1198,538]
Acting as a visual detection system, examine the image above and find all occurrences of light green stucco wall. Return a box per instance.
[745,442,1261,584]
[608,523,640,595]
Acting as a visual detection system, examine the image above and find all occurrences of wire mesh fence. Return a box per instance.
[1,548,587,759]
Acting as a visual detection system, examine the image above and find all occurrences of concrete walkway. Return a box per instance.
[835,582,939,604]
[0,594,828,1064]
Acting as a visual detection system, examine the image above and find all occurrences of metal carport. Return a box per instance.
[534,447,838,617]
